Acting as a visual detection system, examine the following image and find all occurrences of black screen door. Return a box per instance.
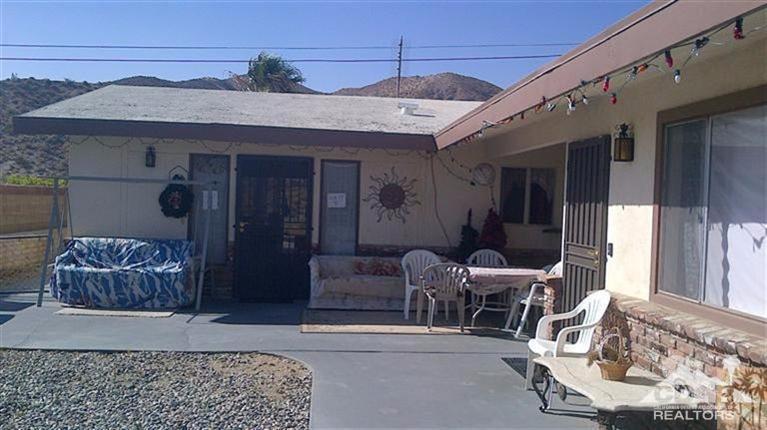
[235,156,313,302]
[562,136,610,312]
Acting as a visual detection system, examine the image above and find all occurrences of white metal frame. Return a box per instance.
[37,175,216,311]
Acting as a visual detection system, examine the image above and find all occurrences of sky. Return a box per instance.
[0,1,648,93]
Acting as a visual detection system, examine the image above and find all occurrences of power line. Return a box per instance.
[0,54,562,64]
[0,42,579,50]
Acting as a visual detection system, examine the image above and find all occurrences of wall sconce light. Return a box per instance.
[613,123,634,162]
[145,146,156,168]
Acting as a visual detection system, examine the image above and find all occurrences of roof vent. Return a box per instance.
[398,102,419,116]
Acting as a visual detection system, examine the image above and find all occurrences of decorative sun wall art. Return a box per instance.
[363,167,420,223]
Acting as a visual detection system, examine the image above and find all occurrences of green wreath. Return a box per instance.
[159,183,194,218]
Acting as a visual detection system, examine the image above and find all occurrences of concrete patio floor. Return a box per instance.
[0,293,595,429]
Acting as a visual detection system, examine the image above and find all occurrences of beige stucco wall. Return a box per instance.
[477,35,766,300]
[68,136,503,252]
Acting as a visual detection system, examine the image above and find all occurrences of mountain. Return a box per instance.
[1,78,102,177]
[333,72,502,101]
[111,75,319,94]
[1,72,500,177]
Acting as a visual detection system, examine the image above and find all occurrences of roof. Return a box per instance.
[434,0,767,149]
[14,85,481,151]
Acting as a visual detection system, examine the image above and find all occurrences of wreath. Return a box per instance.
[159,183,194,218]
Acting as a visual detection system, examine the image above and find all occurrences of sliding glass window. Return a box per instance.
[658,104,766,319]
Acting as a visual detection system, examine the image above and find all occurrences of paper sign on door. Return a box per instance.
[327,193,346,208]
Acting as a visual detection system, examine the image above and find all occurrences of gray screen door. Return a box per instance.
[190,154,230,265]
[321,161,359,255]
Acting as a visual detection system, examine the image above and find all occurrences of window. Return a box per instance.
[500,167,555,225]
[658,104,766,319]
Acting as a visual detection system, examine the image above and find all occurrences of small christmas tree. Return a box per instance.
[456,209,479,263]
[478,208,507,251]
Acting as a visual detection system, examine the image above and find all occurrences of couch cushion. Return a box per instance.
[317,275,402,299]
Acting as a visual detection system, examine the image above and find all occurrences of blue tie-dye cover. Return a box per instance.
[51,237,195,308]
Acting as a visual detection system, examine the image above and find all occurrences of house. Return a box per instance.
[433,0,766,383]
[13,0,765,390]
[15,87,561,303]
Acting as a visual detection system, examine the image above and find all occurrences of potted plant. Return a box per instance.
[587,327,633,381]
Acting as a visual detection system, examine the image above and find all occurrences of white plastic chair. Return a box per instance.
[422,263,470,332]
[466,249,508,267]
[466,249,509,323]
[525,289,611,390]
[505,261,562,337]
[401,250,440,320]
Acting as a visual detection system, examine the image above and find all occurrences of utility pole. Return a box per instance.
[396,36,403,98]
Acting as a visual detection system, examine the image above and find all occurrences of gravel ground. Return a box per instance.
[0,350,312,430]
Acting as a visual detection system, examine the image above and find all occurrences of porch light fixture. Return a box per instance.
[145,146,156,168]
[613,123,634,162]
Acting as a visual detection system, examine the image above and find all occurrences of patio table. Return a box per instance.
[466,267,546,328]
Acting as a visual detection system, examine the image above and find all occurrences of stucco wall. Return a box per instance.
[478,36,766,300]
[67,137,502,253]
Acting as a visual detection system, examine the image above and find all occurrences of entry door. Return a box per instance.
[562,136,610,312]
[235,156,313,302]
[190,154,230,265]
[320,161,359,254]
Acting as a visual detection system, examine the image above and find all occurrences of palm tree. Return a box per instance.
[244,52,305,92]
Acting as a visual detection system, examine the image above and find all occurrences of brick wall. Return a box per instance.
[597,294,766,382]
[0,185,67,234]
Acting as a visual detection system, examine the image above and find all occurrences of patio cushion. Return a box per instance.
[51,237,194,309]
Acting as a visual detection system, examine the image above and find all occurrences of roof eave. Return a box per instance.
[12,116,437,151]
[434,0,767,149]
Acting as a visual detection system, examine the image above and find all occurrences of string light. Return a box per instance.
[734,17,745,40]
[664,50,674,68]
[627,66,638,81]
[546,101,557,112]
[566,94,576,115]
[691,37,709,56]
[448,10,764,138]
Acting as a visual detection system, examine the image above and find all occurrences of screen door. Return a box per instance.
[321,160,359,255]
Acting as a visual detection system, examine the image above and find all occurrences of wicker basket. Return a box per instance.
[597,360,632,381]
[593,327,633,381]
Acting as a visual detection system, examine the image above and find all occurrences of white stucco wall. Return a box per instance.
[478,35,766,300]
[67,137,502,253]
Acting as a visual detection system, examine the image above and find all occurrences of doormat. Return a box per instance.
[55,307,175,318]
[300,309,510,336]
